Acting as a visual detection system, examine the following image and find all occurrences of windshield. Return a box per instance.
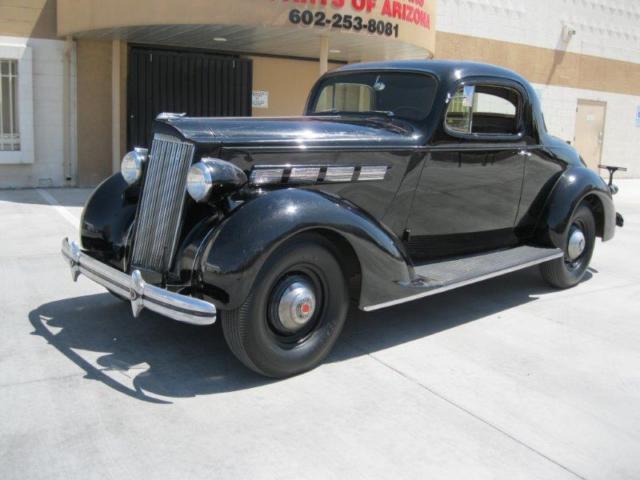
[309,72,437,122]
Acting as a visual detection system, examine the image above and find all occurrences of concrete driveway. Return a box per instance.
[1,181,639,480]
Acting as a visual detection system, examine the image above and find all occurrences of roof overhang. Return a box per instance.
[58,0,437,62]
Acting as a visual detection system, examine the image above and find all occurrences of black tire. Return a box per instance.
[221,234,349,378]
[540,203,596,289]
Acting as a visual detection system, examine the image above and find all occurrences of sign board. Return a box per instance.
[252,90,269,109]
[58,0,437,58]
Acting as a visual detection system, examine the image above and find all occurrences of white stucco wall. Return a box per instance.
[534,84,640,177]
[438,0,640,177]
[0,36,77,189]
[437,0,640,64]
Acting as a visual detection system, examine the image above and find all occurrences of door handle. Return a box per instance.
[519,150,532,157]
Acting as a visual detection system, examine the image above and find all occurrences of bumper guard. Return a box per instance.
[61,238,216,326]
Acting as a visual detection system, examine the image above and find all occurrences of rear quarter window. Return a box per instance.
[445,84,521,136]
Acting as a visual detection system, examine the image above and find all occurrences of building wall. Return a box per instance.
[0,1,76,188]
[436,0,640,177]
[1,0,638,187]
[0,35,75,188]
[0,0,57,39]
[75,39,112,186]
[533,83,640,175]
[437,0,640,64]
[251,56,341,117]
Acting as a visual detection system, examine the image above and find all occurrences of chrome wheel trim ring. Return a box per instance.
[567,227,587,261]
[276,281,317,333]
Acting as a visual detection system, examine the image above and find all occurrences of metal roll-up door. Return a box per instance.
[127,45,253,150]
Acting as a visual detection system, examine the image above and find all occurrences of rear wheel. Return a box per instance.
[221,234,349,378]
[540,204,596,289]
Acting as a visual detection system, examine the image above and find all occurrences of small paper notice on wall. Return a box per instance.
[252,91,269,109]
[636,106,640,127]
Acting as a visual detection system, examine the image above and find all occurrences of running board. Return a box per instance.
[363,246,563,311]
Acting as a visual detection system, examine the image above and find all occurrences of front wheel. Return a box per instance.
[540,203,596,289]
[221,234,349,378]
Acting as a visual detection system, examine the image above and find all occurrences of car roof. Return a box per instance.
[333,60,530,86]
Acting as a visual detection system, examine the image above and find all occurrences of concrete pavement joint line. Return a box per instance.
[0,365,151,390]
[36,189,79,229]
[357,345,588,480]
[0,372,84,390]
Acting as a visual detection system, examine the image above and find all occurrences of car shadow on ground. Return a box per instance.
[29,267,593,404]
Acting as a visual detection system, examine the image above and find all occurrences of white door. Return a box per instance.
[574,100,607,171]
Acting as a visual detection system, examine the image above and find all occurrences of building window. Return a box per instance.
[0,59,19,152]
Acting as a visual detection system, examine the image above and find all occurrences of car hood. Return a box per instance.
[158,115,424,149]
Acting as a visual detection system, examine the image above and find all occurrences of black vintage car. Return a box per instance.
[62,60,623,377]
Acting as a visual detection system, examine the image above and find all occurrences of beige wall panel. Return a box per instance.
[435,32,640,97]
[0,0,57,39]
[251,56,340,117]
[76,39,112,186]
[119,41,127,158]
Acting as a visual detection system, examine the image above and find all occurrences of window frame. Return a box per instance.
[443,77,528,143]
[0,59,20,152]
[305,69,439,122]
[0,44,34,165]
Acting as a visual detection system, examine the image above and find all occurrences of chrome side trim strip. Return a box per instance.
[325,166,355,182]
[357,165,388,181]
[249,164,389,186]
[362,250,564,312]
[62,238,216,326]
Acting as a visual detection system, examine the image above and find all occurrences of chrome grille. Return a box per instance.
[131,134,195,272]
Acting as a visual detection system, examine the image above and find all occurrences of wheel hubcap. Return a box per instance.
[273,280,316,333]
[567,227,586,261]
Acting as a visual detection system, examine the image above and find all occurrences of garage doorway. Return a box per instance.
[574,100,607,171]
[127,46,253,150]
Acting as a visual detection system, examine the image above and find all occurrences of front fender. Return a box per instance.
[198,188,414,310]
[539,166,615,247]
[80,173,138,270]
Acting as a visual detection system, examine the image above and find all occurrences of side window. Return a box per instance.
[445,84,521,136]
[445,85,473,134]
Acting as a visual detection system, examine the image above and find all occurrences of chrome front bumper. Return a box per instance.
[61,238,216,326]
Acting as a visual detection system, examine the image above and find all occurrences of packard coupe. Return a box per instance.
[62,60,623,377]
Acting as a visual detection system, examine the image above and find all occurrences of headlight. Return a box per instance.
[187,158,247,203]
[187,162,214,202]
[121,148,147,185]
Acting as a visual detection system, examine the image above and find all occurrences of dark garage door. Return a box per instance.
[127,46,253,149]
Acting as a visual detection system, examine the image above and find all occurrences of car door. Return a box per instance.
[406,81,529,261]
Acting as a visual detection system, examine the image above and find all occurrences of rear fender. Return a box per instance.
[198,188,414,310]
[537,166,615,247]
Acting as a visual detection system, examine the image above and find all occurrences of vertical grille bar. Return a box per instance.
[131,134,195,273]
